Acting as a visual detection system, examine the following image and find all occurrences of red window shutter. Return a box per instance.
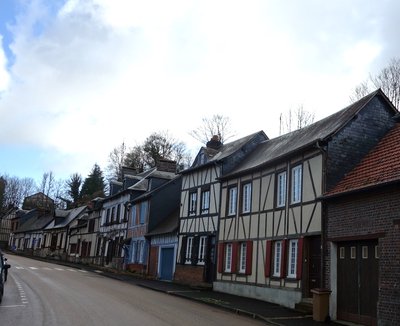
[218,243,224,273]
[296,238,304,280]
[265,240,272,277]
[231,242,239,273]
[280,239,288,278]
[245,241,253,275]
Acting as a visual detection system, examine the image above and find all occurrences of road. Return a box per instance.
[0,255,264,326]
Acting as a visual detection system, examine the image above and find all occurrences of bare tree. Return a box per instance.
[38,171,55,198]
[190,114,236,145]
[350,57,400,108]
[279,105,315,135]
[52,179,68,209]
[124,145,146,173]
[0,175,36,208]
[106,142,127,181]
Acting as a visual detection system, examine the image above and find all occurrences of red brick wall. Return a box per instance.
[326,185,400,325]
[174,264,205,285]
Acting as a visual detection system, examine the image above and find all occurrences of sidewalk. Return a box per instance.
[9,253,340,326]
[70,264,340,326]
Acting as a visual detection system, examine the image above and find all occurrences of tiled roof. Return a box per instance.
[223,89,393,178]
[182,130,268,174]
[326,123,400,196]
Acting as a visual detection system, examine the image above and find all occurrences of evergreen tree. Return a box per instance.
[80,164,106,200]
[66,173,82,206]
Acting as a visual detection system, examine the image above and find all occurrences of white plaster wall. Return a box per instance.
[213,281,302,309]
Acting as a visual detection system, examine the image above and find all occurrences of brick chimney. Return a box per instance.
[156,159,177,173]
[206,135,222,150]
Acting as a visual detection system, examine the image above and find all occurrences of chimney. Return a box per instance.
[206,135,222,150]
[156,159,177,173]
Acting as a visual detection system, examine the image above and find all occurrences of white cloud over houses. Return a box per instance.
[0,35,9,91]
[0,0,399,181]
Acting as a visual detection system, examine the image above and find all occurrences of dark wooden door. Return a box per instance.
[302,236,321,297]
[337,240,378,326]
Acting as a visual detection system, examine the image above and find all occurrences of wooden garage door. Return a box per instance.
[337,240,379,326]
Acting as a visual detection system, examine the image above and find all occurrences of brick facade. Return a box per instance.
[174,264,205,285]
[326,185,400,325]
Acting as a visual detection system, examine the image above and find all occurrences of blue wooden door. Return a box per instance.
[160,247,174,280]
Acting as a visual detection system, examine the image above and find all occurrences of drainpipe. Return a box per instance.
[316,140,327,288]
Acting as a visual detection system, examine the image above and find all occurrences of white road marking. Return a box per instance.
[29,267,38,270]
[0,305,26,308]
[55,268,64,271]
[67,269,77,272]
[15,266,25,269]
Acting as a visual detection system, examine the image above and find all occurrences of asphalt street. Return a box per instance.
[0,255,264,326]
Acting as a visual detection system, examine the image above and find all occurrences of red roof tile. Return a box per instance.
[327,123,400,196]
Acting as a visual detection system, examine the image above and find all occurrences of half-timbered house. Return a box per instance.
[175,132,268,285]
[10,208,54,255]
[42,206,88,260]
[214,89,398,309]
[324,118,400,326]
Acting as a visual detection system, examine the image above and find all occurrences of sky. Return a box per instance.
[0,0,398,184]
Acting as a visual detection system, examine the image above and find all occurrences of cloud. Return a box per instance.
[1,0,400,181]
[0,35,9,91]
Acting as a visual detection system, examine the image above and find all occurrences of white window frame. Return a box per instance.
[185,236,193,264]
[224,243,232,272]
[273,241,282,277]
[239,242,247,273]
[228,186,238,216]
[201,190,210,214]
[198,236,207,264]
[189,191,197,216]
[277,172,287,207]
[287,239,298,278]
[291,165,302,204]
[242,183,252,213]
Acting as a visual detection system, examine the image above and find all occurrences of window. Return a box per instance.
[116,204,121,223]
[139,201,148,224]
[131,205,137,226]
[198,236,207,264]
[111,207,115,223]
[242,183,252,213]
[189,191,197,216]
[224,243,232,272]
[201,190,210,214]
[339,247,345,259]
[106,208,111,224]
[277,172,287,207]
[139,241,146,263]
[228,186,238,216]
[185,237,194,263]
[291,165,302,204]
[287,239,298,278]
[362,246,368,259]
[88,219,95,233]
[350,246,356,259]
[239,242,247,273]
[273,241,282,277]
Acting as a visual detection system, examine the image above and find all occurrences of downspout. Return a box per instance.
[316,139,327,289]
